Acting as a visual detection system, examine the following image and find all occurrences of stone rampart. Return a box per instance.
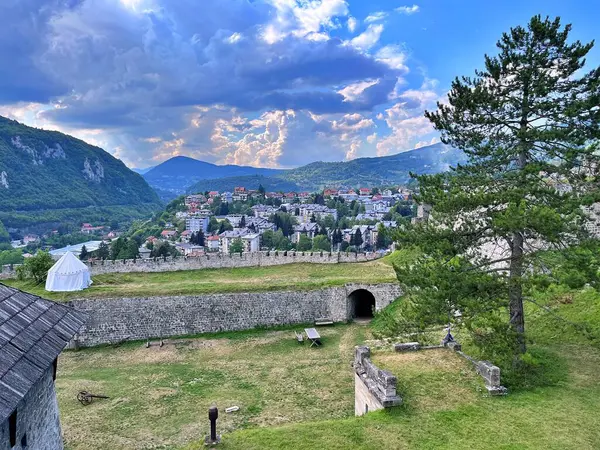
[354,346,402,416]
[0,251,381,279]
[67,283,401,347]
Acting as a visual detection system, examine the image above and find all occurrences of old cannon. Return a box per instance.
[77,391,110,405]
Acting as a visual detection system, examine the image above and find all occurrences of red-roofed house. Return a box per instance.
[206,235,220,252]
[359,188,371,196]
[161,230,178,239]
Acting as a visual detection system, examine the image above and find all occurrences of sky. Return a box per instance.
[0,0,598,169]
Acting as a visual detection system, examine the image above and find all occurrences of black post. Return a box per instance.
[208,405,218,442]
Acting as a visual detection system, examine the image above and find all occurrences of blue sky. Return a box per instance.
[0,0,598,169]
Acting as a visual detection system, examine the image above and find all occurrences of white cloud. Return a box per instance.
[337,80,379,102]
[376,45,409,71]
[227,32,243,44]
[265,0,349,41]
[376,113,434,156]
[350,24,384,51]
[345,140,360,160]
[364,11,387,23]
[396,5,420,15]
[347,16,358,33]
[212,110,296,167]
[415,137,439,148]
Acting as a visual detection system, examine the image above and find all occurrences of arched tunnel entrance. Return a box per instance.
[348,289,376,320]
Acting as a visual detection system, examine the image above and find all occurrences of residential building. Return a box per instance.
[292,222,320,243]
[0,284,86,450]
[252,205,278,218]
[161,230,178,239]
[206,235,220,252]
[175,242,204,256]
[185,217,209,233]
[241,233,260,252]
[219,230,245,254]
[80,223,104,234]
[185,194,206,206]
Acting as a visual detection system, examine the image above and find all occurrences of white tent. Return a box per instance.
[45,251,93,292]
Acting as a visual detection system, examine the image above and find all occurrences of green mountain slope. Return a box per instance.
[187,143,466,193]
[0,116,162,230]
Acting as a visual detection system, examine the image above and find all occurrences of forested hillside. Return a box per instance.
[0,116,162,231]
[187,143,465,193]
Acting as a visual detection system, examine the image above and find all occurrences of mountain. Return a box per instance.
[187,143,466,193]
[132,166,155,175]
[143,156,284,197]
[0,116,162,231]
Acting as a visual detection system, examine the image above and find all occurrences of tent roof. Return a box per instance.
[48,251,89,275]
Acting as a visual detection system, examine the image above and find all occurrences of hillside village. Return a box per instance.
[17,185,418,263]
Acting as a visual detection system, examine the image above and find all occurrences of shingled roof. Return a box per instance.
[0,283,86,423]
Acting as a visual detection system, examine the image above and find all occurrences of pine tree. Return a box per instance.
[353,229,363,248]
[376,224,387,250]
[97,241,109,260]
[396,16,600,362]
[197,229,205,247]
[240,215,246,228]
[79,245,89,261]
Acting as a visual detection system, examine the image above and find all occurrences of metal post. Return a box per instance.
[205,404,221,445]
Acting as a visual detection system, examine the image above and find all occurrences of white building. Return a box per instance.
[242,233,260,252]
[206,235,220,252]
[185,217,209,233]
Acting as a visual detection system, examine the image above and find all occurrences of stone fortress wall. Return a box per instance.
[68,283,402,347]
[0,251,381,279]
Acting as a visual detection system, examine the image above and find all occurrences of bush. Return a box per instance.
[16,251,54,284]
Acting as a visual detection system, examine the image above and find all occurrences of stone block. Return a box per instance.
[394,342,421,352]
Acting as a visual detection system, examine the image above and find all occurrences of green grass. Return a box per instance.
[58,324,368,450]
[48,251,600,449]
[186,285,600,450]
[4,259,396,301]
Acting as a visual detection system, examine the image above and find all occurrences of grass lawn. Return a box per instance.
[58,324,370,450]
[5,259,397,301]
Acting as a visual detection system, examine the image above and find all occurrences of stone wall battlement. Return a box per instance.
[0,251,381,279]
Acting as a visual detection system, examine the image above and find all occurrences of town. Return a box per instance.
[6,185,421,263]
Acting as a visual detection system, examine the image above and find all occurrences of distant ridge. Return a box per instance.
[143,155,284,196]
[186,143,466,194]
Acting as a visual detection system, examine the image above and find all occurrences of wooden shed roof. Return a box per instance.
[0,283,86,423]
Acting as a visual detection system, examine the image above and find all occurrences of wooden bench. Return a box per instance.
[315,318,334,326]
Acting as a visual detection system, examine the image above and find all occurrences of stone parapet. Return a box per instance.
[1,251,381,279]
[354,346,402,414]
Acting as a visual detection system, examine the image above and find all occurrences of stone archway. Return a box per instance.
[348,289,376,319]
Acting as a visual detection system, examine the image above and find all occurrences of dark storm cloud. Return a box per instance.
[1,0,400,124]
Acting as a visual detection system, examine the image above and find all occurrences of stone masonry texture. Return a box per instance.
[0,368,63,450]
[68,283,402,347]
